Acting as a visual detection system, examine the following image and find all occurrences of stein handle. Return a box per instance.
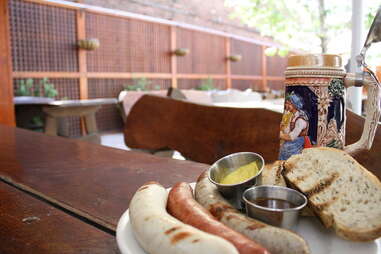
[343,73,381,155]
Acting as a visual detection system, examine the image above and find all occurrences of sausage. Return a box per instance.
[167,182,270,254]
[195,171,311,254]
[129,181,239,254]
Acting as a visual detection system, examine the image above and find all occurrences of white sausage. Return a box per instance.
[195,172,310,254]
[129,181,239,254]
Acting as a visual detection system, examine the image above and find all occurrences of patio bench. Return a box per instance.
[123,94,282,164]
[123,94,381,173]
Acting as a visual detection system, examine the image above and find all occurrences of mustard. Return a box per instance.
[220,161,259,185]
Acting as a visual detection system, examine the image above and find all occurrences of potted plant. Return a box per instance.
[227,54,242,62]
[78,38,100,51]
[173,48,190,56]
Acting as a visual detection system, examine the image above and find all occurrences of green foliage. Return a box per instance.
[41,78,58,98]
[124,77,159,91]
[15,78,58,98]
[15,78,34,96]
[31,116,44,127]
[225,0,379,54]
[195,77,215,91]
[265,47,289,57]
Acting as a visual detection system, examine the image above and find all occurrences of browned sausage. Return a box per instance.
[167,182,271,254]
[195,171,310,254]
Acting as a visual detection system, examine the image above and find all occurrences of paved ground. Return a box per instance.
[100,131,185,160]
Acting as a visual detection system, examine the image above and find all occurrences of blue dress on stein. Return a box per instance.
[279,136,305,161]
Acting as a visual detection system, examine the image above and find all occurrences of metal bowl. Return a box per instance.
[243,185,307,229]
[208,152,265,210]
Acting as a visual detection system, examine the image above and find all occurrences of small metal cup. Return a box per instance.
[208,152,265,210]
[243,185,307,230]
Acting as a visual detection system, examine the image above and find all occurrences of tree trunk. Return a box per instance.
[318,0,328,53]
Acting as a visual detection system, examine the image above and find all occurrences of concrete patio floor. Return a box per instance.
[100,131,185,160]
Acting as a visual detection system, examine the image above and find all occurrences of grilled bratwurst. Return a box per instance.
[129,181,239,254]
[195,172,310,254]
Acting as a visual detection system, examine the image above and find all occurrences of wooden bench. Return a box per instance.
[124,94,282,164]
[123,94,381,174]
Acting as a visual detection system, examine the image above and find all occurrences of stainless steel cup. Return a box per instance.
[243,185,307,230]
[208,152,264,210]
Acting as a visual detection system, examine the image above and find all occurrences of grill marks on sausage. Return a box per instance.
[138,181,160,191]
[197,171,208,183]
[166,227,193,245]
[208,203,235,220]
[138,186,149,191]
[246,223,266,231]
[165,226,181,235]
[170,232,192,244]
[305,173,339,197]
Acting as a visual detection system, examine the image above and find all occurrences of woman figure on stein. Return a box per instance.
[279,92,312,160]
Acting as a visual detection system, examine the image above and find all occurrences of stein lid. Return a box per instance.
[287,54,342,68]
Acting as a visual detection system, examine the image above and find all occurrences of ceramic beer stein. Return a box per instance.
[279,54,380,160]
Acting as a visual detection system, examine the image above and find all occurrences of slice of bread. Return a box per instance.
[284,147,381,241]
[260,161,287,187]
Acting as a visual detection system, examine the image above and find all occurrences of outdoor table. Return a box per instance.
[14,97,118,143]
[0,124,208,253]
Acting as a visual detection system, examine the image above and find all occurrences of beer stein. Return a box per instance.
[279,54,380,160]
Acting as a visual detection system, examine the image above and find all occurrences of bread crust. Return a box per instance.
[284,147,381,242]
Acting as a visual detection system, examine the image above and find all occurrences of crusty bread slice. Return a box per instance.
[260,161,287,187]
[284,147,381,241]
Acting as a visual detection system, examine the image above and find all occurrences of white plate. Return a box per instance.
[116,185,381,254]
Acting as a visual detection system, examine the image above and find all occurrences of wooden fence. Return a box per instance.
[9,0,287,135]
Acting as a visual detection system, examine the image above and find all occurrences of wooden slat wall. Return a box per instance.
[0,0,15,126]
[176,28,226,74]
[8,0,288,133]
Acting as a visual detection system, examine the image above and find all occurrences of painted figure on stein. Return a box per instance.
[279,92,312,160]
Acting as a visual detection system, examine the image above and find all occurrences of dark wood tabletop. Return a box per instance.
[0,181,119,254]
[0,124,208,231]
[1,119,379,254]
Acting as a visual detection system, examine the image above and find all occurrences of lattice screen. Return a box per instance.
[177,79,226,90]
[88,78,171,131]
[8,0,287,136]
[86,13,171,73]
[177,28,226,74]
[9,0,78,72]
[232,80,262,91]
[231,39,262,76]
[267,55,287,77]
[267,80,284,90]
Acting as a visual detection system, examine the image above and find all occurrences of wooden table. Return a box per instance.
[0,124,208,253]
[14,97,118,143]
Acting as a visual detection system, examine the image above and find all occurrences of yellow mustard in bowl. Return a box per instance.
[220,161,259,185]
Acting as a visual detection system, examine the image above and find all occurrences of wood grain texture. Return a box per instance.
[0,124,208,231]
[0,182,118,254]
[124,95,380,180]
[225,37,232,89]
[170,25,178,88]
[124,95,283,164]
[261,45,268,91]
[0,0,15,126]
[345,110,381,179]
